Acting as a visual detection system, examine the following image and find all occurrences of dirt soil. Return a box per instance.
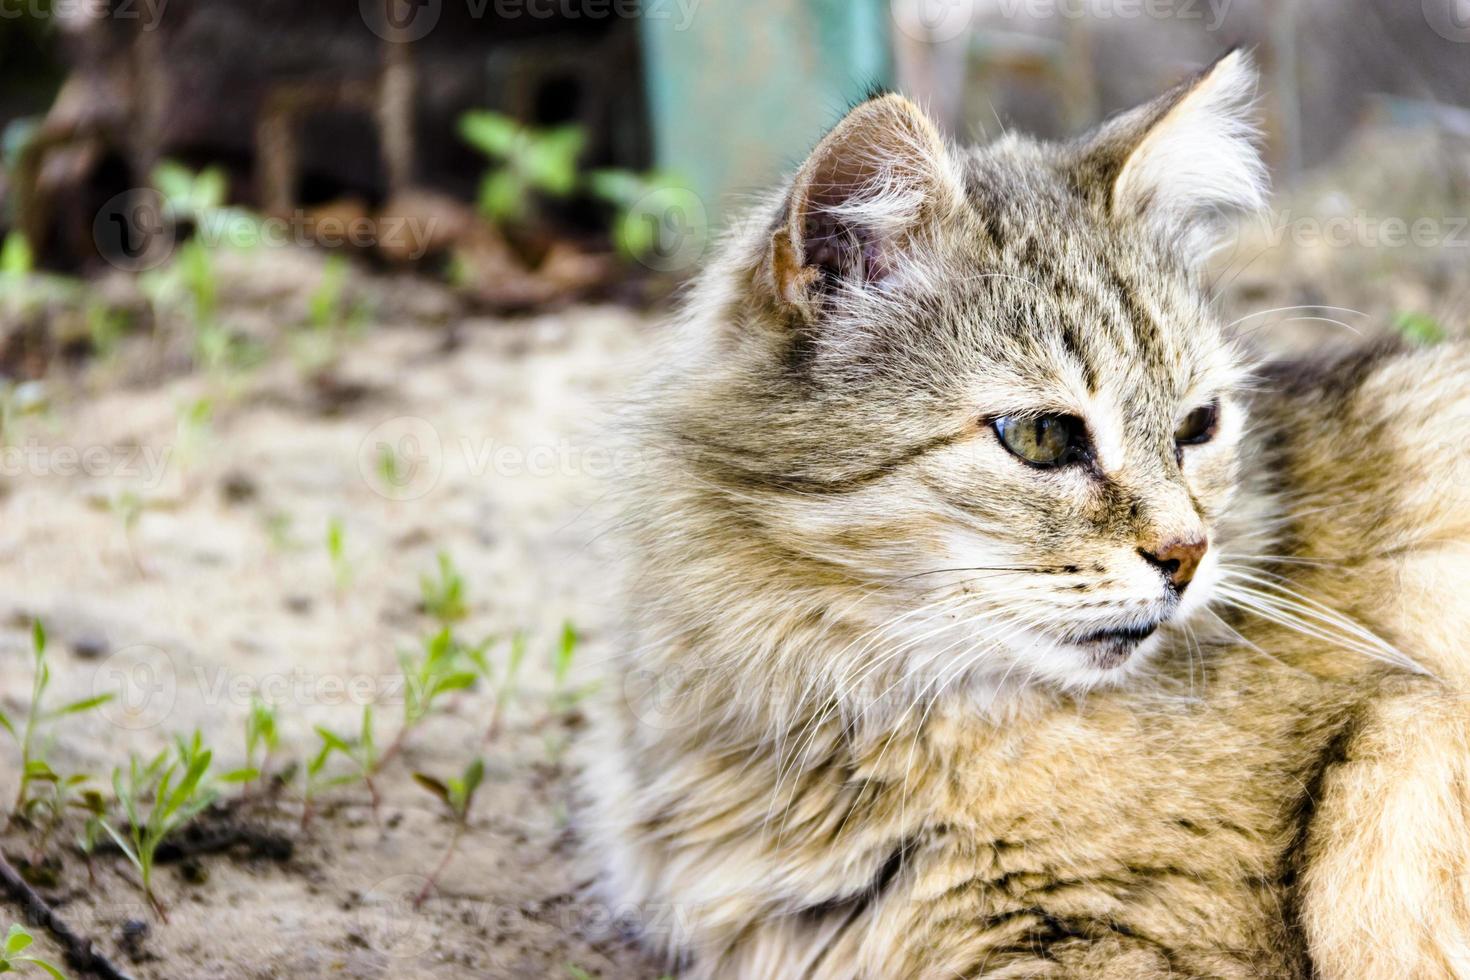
[0,244,665,979]
[0,122,1467,980]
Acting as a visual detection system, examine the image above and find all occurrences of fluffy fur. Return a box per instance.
[583,51,1470,978]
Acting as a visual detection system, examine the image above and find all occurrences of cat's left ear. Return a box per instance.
[764,94,964,322]
[1072,49,1267,256]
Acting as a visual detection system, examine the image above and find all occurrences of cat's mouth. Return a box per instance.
[1073,622,1161,668]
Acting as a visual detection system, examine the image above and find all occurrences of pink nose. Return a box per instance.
[1138,537,1207,592]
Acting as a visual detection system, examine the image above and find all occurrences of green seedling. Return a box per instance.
[243,697,280,793]
[74,789,109,885]
[544,622,597,764]
[306,255,349,330]
[2,621,114,817]
[410,756,485,908]
[419,551,468,626]
[375,442,407,491]
[105,731,256,920]
[297,735,335,831]
[326,517,351,590]
[377,629,478,768]
[0,924,66,979]
[458,111,584,225]
[467,631,526,743]
[20,772,100,866]
[549,620,586,714]
[313,705,381,818]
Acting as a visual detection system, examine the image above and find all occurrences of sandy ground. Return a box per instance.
[0,122,1467,980]
[0,246,665,979]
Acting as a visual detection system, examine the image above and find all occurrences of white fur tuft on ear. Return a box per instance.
[1107,50,1269,256]
[767,94,962,318]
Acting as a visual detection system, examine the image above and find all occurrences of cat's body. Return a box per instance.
[584,52,1470,978]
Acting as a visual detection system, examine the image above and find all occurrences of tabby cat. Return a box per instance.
[584,50,1470,978]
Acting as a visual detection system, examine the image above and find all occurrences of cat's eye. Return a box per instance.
[1174,400,1220,446]
[993,414,1089,468]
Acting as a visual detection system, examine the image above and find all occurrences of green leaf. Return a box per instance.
[0,710,14,739]
[16,956,67,980]
[24,760,57,780]
[1,231,34,278]
[553,621,578,686]
[457,111,521,160]
[412,773,450,803]
[314,726,352,755]
[102,820,142,870]
[217,767,260,784]
[5,924,33,956]
[461,758,484,802]
[44,693,113,719]
[432,672,478,696]
[477,170,524,224]
[525,126,585,196]
[31,620,45,658]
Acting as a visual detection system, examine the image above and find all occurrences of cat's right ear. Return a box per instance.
[762,94,963,322]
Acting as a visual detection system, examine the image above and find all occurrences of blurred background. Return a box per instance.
[0,2,1468,978]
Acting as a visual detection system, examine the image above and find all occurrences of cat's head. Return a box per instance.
[664,51,1265,697]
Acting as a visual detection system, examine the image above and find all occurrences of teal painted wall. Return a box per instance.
[641,0,893,231]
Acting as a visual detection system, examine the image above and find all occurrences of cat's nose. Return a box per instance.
[1137,537,1207,593]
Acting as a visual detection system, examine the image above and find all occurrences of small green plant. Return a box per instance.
[306,255,349,330]
[458,111,584,225]
[549,620,583,714]
[243,697,280,792]
[466,631,526,743]
[1,621,114,817]
[419,551,468,626]
[377,629,478,767]
[1393,310,1446,346]
[312,705,381,817]
[410,756,485,908]
[105,731,256,920]
[297,734,335,830]
[20,772,101,866]
[1,924,66,979]
[325,517,351,590]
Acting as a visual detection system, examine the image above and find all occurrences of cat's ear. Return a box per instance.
[764,94,962,320]
[1073,49,1267,256]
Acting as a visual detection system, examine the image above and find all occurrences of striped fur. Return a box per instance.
[582,51,1470,978]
